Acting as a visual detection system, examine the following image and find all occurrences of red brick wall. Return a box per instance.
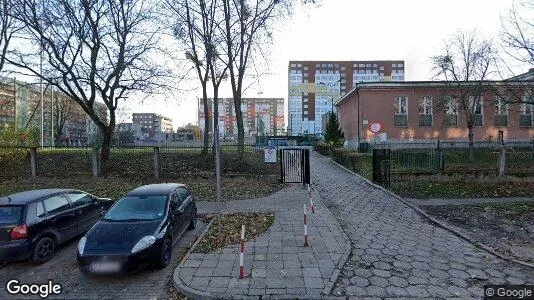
[337,86,534,143]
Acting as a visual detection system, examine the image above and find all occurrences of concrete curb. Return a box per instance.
[313,151,534,270]
[172,217,216,300]
[309,183,352,296]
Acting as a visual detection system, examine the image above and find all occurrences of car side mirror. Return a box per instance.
[174,207,184,215]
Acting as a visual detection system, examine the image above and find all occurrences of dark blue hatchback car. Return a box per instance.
[0,189,113,264]
[76,183,197,274]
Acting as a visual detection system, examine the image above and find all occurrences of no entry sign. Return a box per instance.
[370,122,382,133]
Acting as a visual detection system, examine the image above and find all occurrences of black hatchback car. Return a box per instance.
[0,189,113,264]
[77,183,197,274]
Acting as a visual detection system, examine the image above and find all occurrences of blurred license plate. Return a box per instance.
[91,261,120,272]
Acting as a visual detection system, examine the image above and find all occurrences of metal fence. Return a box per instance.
[385,142,534,177]
[0,144,278,180]
[370,139,534,151]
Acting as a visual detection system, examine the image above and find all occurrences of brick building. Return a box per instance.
[335,80,534,149]
[198,97,284,139]
[288,60,405,136]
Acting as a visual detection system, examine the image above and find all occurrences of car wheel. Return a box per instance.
[155,238,172,269]
[31,237,56,264]
[187,208,197,231]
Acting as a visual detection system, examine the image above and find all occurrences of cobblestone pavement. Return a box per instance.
[0,223,205,299]
[311,153,534,298]
[175,186,350,299]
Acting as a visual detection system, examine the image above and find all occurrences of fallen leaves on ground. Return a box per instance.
[0,176,286,201]
[194,213,275,253]
[391,180,534,199]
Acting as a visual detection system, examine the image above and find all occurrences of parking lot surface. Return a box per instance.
[0,222,205,299]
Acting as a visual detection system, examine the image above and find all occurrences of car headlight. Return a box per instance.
[78,237,86,256]
[131,235,156,254]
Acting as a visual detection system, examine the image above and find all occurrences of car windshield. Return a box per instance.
[102,195,167,221]
[0,205,24,225]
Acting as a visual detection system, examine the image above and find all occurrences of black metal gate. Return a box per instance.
[279,148,310,184]
[372,149,391,187]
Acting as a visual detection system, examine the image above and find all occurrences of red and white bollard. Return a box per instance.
[239,225,245,279]
[308,184,315,213]
[303,204,309,247]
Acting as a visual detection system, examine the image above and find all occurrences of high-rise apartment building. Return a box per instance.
[198,97,284,138]
[132,113,173,137]
[288,60,405,136]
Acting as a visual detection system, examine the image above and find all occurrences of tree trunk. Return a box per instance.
[468,124,474,163]
[100,125,114,173]
[202,85,210,156]
[233,93,245,160]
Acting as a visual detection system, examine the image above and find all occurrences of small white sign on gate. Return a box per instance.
[264,148,277,163]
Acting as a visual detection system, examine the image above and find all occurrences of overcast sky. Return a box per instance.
[126,0,530,129]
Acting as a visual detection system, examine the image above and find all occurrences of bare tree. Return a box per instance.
[53,93,73,146]
[168,0,215,155]
[221,0,316,158]
[502,0,534,66]
[432,29,496,160]
[0,0,22,75]
[8,0,169,169]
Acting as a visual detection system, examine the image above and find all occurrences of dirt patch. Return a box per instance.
[422,203,534,263]
[194,212,275,253]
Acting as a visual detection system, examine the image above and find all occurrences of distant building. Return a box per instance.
[288,60,405,136]
[132,113,173,137]
[198,97,285,139]
[0,77,108,146]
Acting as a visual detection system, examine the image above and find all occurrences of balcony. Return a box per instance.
[494,115,507,127]
[394,114,408,127]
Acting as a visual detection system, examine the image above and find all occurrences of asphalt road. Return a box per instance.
[0,222,205,300]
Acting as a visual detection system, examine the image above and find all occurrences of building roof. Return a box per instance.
[334,80,534,107]
[506,68,534,81]
[0,189,76,205]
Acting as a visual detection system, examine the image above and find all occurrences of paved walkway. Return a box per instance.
[311,152,534,298]
[407,197,534,206]
[174,185,350,299]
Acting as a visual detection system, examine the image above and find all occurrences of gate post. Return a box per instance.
[279,149,284,183]
[303,149,310,185]
[30,147,37,177]
[153,146,160,179]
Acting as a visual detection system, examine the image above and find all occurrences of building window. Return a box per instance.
[359,64,365,67]
[494,97,508,126]
[393,96,408,127]
[398,63,404,68]
[469,96,484,127]
[444,96,459,127]
[392,63,397,68]
[380,66,384,71]
[520,93,534,127]
[418,97,433,127]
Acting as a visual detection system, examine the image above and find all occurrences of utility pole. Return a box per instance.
[40,49,44,147]
[51,87,54,146]
[13,77,16,129]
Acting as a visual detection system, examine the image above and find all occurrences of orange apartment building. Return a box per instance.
[335,78,534,149]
